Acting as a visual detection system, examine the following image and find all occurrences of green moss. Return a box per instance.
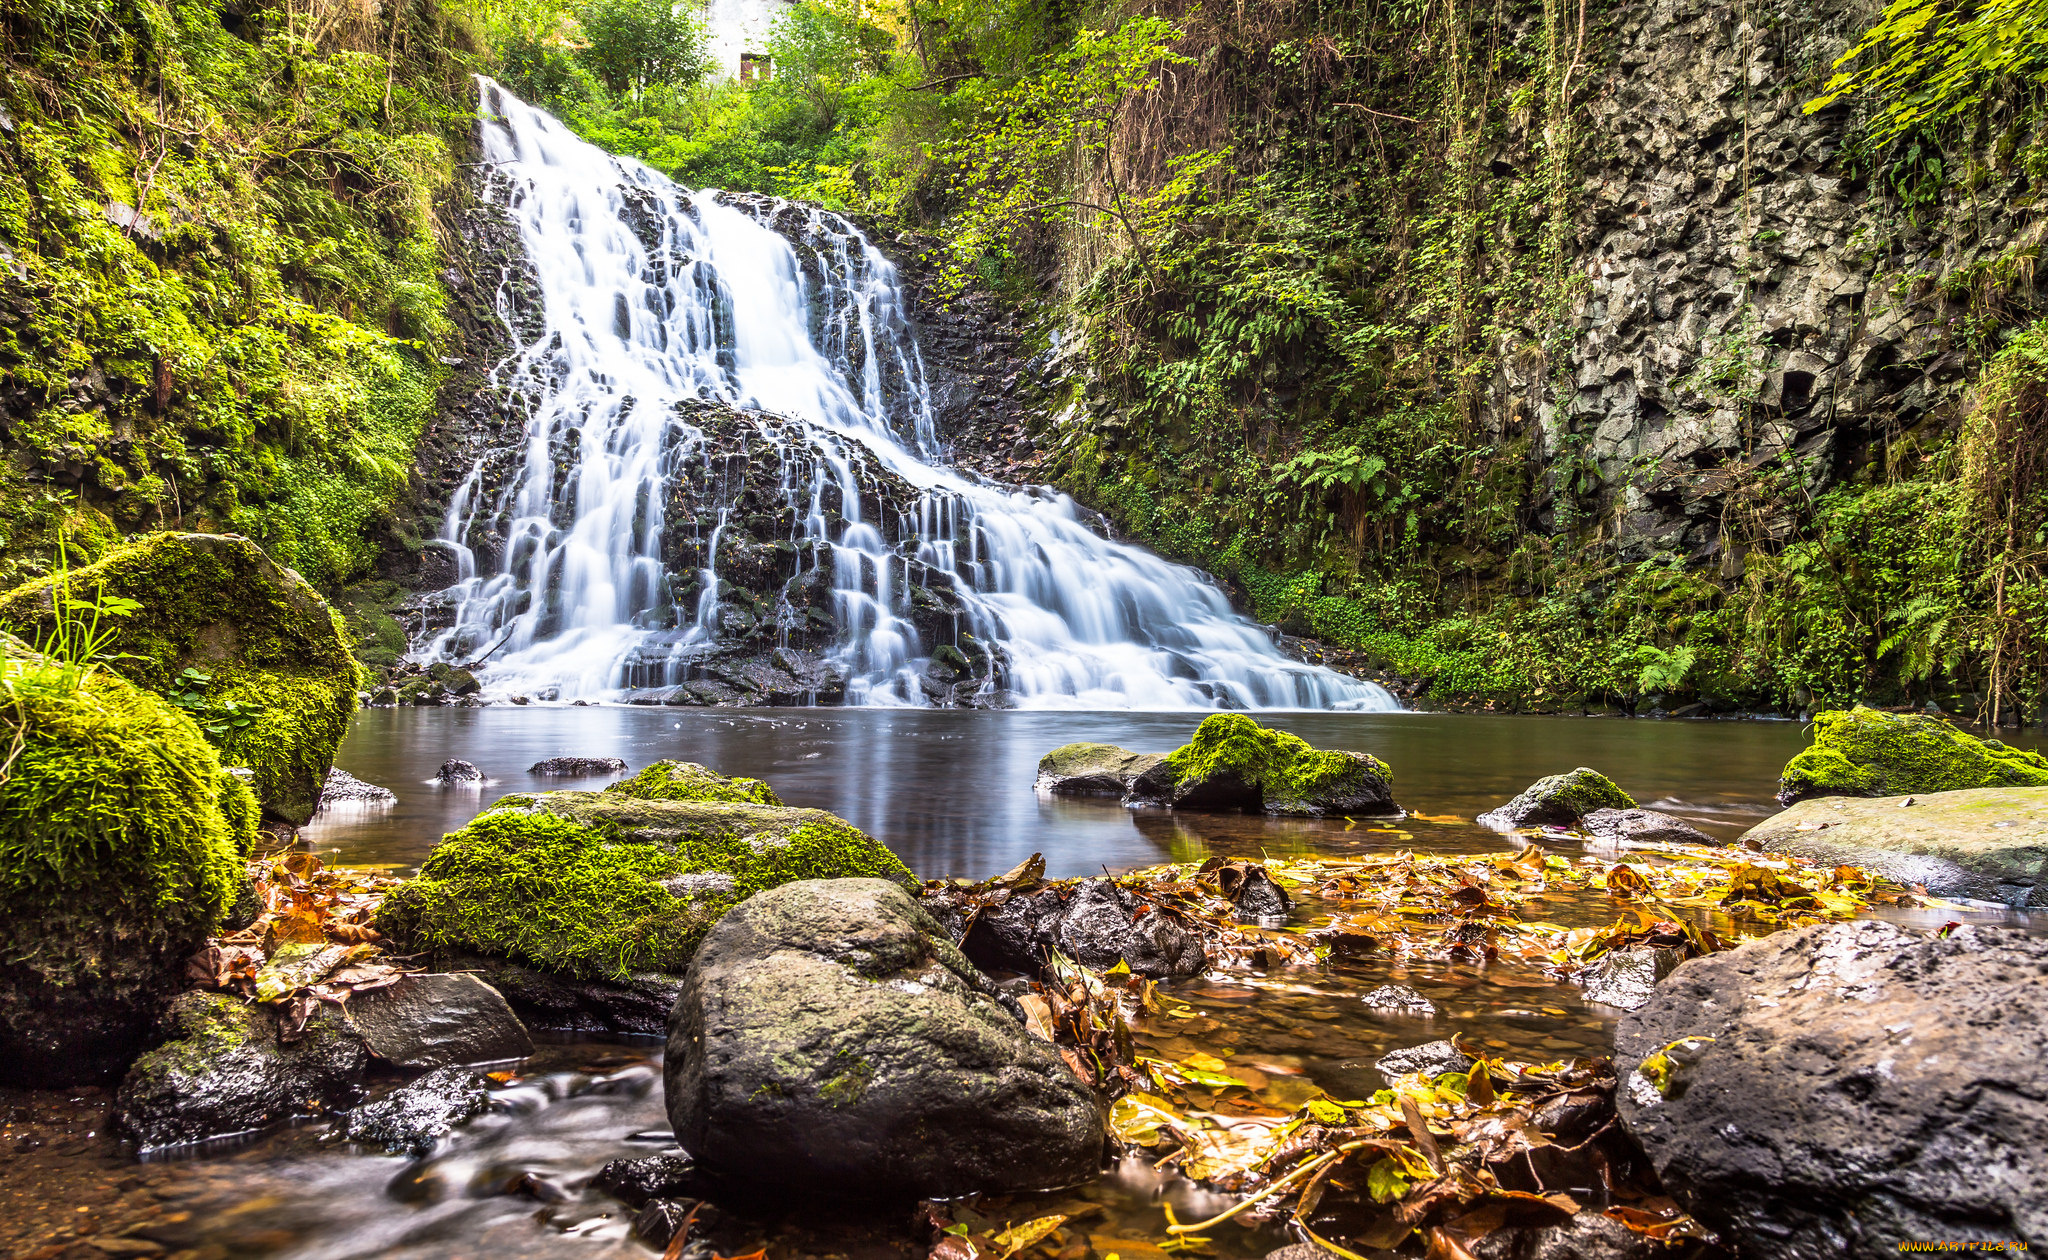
[375,791,914,979]
[0,644,255,1082]
[1778,705,2048,803]
[606,759,783,806]
[0,533,361,824]
[1164,713,1388,814]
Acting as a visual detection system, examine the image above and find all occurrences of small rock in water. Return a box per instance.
[530,756,628,776]
[595,1154,700,1207]
[1579,946,1683,1010]
[341,1065,491,1156]
[1360,984,1438,1017]
[1579,807,1711,847]
[634,1197,715,1248]
[1478,768,1634,830]
[1375,1039,1472,1086]
[1227,866,1291,920]
[343,973,533,1068]
[318,767,397,809]
[436,759,484,784]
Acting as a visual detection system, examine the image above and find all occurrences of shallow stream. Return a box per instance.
[6,710,2040,1260]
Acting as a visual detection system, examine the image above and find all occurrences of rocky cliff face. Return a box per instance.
[1523,0,2042,560]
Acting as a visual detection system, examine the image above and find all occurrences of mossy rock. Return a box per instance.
[606,760,782,806]
[0,533,362,825]
[1777,706,2048,806]
[1130,714,1398,817]
[375,790,915,981]
[1035,743,1167,796]
[0,644,259,1086]
[1478,768,1636,830]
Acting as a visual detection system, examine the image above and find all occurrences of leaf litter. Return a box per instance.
[915,833,1950,1260]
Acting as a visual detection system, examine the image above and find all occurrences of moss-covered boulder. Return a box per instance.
[1742,787,2048,907]
[0,533,361,825]
[1776,706,2048,807]
[1035,743,1167,797]
[1477,768,1636,830]
[375,790,915,983]
[1127,713,1398,817]
[0,646,259,1086]
[607,759,782,805]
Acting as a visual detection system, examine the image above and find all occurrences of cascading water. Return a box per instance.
[423,80,1398,712]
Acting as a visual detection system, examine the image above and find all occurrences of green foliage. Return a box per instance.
[1807,0,2048,146]
[574,0,710,96]
[375,790,916,978]
[1778,704,2048,802]
[0,0,474,589]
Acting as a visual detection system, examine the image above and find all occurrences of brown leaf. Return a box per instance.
[325,922,384,945]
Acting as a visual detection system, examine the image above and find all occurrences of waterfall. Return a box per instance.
[423,80,1398,713]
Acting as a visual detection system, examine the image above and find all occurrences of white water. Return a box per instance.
[423,81,1397,712]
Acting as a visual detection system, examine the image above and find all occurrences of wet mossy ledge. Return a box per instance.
[1776,705,2048,806]
[0,533,362,825]
[0,638,259,1087]
[375,761,916,981]
[1038,714,1398,817]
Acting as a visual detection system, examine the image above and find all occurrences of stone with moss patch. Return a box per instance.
[1776,706,2048,806]
[1124,714,1397,816]
[0,643,258,1086]
[0,533,361,825]
[1743,786,2048,907]
[1035,743,1167,796]
[606,759,782,806]
[375,790,914,982]
[1478,768,1636,830]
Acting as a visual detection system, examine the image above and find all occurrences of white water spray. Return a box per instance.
[424,81,1397,712]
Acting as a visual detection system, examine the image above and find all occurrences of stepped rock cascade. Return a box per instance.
[424,82,1396,711]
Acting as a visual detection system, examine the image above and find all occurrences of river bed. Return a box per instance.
[5,709,2040,1260]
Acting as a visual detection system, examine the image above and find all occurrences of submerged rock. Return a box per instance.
[318,767,396,808]
[431,948,683,1037]
[1616,920,2048,1254]
[1477,768,1635,830]
[1776,705,2048,807]
[633,1198,709,1249]
[666,879,1103,1200]
[0,533,360,826]
[947,878,1206,979]
[1578,946,1683,1010]
[342,1065,491,1155]
[530,756,628,776]
[1740,786,2048,907]
[374,787,915,1009]
[594,1154,699,1207]
[0,642,258,1087]
[117,992,367,1148]
[436,759,484,784]
[1579,807,1711,847]
[343,972,532,1067]
[1035,743,1167,796]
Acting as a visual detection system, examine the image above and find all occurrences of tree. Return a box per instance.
[1806,0,2048,145]
[575,0,713,98]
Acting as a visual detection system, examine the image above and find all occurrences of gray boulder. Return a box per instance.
[665,879,1104,1200]
[1478,768,1635,830]
[318,767,396,808]
[344,973,533,1068]
[1035,743,1165,796]
[117,992,367,1149]
[1740,787,2048,908]
[1581,807,1712,847]
[436,759,484,784]
[1360,984,1438,1017]
[431,949,682,1037]
[342,1065,491,1155]
[1617,920,2048,1256]
[595,1154,699,1207]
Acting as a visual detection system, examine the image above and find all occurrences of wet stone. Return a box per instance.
[1375,1039,1473,1086]
[341,1065,491,1156]
[633,1197,710,1248]
[343,973,533,1069]
[1578,947,1683,1011]
[1228,867,1291,920]
[436,759,484,784]
[1359,984,1438,1017]
[530,756,628,776]
[596,1154,700,1208]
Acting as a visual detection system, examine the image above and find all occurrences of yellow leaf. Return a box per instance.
[994,1215,1067,1260]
